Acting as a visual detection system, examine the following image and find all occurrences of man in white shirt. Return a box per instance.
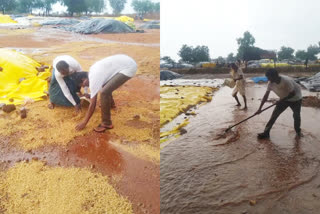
[230,63,247,109]
[48,55,82,112]
[255,69,302,139]
[75,54,137,132]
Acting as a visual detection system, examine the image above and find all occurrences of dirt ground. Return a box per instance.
[161,77,320,214]
[0,23,159,214]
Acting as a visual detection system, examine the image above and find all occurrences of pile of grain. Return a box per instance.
[0,161,132,214]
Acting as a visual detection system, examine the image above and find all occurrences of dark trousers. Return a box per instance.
[100,73,130,125]
[264,99,302,134]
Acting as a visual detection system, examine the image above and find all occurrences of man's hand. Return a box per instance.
[255,109,262,115]
[76,121,87,131]
[75,104,81,113]
[276,99,284,105]
[84,93,90,99]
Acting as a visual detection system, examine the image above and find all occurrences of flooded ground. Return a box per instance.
[0,21,159,214]
[161,79,320,214]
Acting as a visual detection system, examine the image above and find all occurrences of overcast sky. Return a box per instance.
[52,0,159,15]
[161,0,320,60]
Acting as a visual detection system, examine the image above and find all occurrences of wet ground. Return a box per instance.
[0,21,159,214]
[161,81,320,214]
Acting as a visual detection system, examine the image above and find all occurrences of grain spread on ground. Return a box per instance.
[160,86,216,126]
[0,161,132,214]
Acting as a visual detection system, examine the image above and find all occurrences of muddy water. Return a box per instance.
[161,83,320,214]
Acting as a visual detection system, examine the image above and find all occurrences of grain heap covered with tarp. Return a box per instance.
[298,72,320,92]
[62,19,134,34]
[160,70,182,80]
[42,18,80,26]
[140,20,160,29]
[0,15,17,24]
[0,49,50,105]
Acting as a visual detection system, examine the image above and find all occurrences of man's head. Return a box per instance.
[74,71,89,87]
[265,68,280,83]
[56,60,69,76]
[230,63,238,71]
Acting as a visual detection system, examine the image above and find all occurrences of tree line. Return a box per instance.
[162,31,320,66]
[0,0,160,16]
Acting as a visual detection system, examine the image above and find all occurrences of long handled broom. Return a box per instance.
[224,102,277,133]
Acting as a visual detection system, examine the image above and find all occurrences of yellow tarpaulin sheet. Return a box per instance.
[0,15,17,24]
[0,49,50,105]
[115,16,134,23]
[202,63,216,68]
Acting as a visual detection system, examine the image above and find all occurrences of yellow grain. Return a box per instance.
[0,161,132,214]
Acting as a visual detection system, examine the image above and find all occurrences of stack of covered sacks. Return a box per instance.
[0,49,51,105]
[0,14,17,24]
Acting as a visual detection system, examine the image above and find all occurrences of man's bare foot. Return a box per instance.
[48,103,55,109]
[94,123,114,132]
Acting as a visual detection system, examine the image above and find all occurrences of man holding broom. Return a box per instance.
[255,69,302,139]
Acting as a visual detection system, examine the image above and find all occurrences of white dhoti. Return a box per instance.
[232,79,246,96]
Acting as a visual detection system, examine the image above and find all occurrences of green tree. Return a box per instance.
[161,56,175,65]
[226,53,236,63]
[16,0,34,13]
[306,45,320,60]
[153,2,159,13]
[84,0,105,14]
[62,0,87,16]
[0,0,16,14]
[296,45,320,68]
[295,50,307,60]
[296,45,320,61]
[131,0,154,16]
[193,45,210,63]
[216,56,225,64]
[277,46,294,61]
[236,31,255,60]
[109,0,127,15]
[178,44,210,64]
[242,46,262,61]
[33,0,57,15]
